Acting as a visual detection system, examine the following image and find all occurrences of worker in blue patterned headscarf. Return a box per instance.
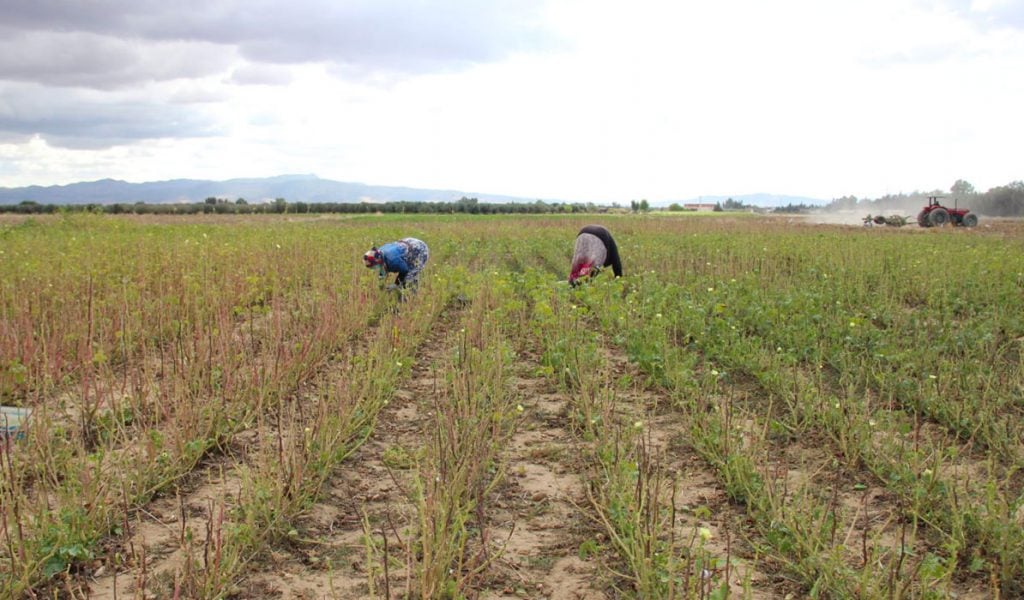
[363,237,430,291]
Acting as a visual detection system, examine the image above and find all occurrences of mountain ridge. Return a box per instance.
[0,174,826,207]
[0,174,541,205]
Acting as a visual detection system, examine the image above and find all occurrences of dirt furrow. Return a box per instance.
[601,346,787,599]
[703,365,993,597]
[234,304,464,599]
[85,450,245,599]
[80,305,383,598]
[480,365,600,600]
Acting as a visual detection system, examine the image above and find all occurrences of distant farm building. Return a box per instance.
[683,203,717,212]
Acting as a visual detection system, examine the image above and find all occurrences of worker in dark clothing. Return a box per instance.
[568,225,622,286]
[363,237,430,291]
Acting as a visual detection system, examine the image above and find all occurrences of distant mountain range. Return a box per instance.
[0,174,541,205]
[0,174,827,207]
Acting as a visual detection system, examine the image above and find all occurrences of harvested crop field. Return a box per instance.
[1,213,1022,599]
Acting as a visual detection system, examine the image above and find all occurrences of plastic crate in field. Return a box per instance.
[1,406,31,440]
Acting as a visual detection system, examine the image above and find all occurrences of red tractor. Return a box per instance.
[917,196,978,228]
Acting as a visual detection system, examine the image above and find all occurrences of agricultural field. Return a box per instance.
[1,212,1022,599]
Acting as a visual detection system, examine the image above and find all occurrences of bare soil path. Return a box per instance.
[599,346,786,599]
[234,305,466,599]
[479,356,601,600]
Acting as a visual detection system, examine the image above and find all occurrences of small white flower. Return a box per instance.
[633,420,644,429]
[868,419,877,427]
[698,527,713,541]
[710,369,719,376]
[655,313,662,318]
[707,287,714,292]
[929,374,937,380]
[922,468,933,477]
[516,404,524,413]
[396,361,403,367]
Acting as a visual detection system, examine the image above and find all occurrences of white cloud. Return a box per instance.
[228,63,295,86]
[0,0,1021,201]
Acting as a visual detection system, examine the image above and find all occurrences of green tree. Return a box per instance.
[951,179,975,195]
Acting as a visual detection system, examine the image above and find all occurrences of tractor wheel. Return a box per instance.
[917,210,931,227]
[962,213,978,227]
[929,208,949,227]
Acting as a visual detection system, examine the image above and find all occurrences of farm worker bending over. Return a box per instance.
[363,237,430,291]
[569,225,622,286]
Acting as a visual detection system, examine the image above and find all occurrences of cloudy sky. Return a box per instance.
[0,0,1021,203]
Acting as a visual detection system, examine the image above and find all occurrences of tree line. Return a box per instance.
[0,196,622,216]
